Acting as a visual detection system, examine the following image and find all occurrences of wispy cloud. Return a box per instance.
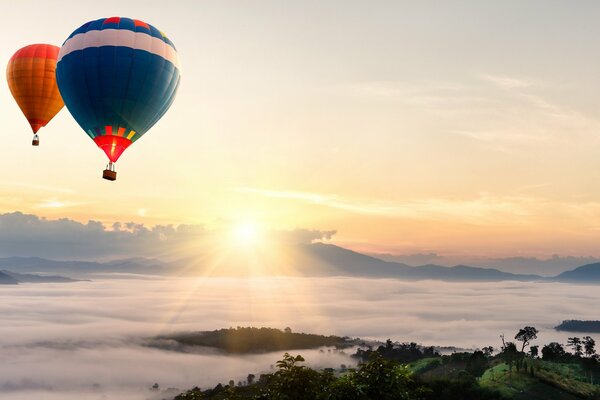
[478,74,535,89]
[0,181,75,194]
[477,73,599,140]
[233,187,398,216]
[332,75,600,154]
[234,187,541,223]
[234,186,600,234]
[35,198,82,209]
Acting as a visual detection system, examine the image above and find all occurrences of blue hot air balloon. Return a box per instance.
[56,17,181,180]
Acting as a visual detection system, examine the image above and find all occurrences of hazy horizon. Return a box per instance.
[0,210,598,279]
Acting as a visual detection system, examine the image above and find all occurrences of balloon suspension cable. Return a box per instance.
[32,134,39,147]
[102,162,117,181]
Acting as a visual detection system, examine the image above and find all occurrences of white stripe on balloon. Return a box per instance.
[58,28,181,70]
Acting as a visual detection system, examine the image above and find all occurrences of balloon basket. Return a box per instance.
[32,139,39,146]
[103,169,117,181]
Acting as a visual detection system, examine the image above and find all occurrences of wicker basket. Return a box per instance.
[102,169,117,181]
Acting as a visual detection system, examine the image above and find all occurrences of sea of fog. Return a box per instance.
[1,276,599,399]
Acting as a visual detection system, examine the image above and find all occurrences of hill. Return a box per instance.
[150,327,352,354]
[0,256,169,278]
[479,362,594,400]
[555,263,600,282]
[303,243,543,281]
[0,270,19,285]
[1,270,83,283]
[555,320,600,333]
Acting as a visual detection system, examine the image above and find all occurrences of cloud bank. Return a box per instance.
[0,212,335,260]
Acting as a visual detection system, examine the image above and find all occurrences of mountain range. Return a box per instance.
[0,269,81,285]
[0,243,599,284]
[0,270,19,284]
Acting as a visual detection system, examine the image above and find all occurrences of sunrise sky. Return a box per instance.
[3,1,600,258]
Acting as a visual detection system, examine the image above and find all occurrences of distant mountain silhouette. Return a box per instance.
[401,263,541,282]
[1,270,83,283]
[0,270,19,284]
[297,243,413,276]
[0,256,169,278]
[554,262,600,282]
[1,243,599,283]
[302,243,542,281]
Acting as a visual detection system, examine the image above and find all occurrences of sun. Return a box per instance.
[232,222,262,247]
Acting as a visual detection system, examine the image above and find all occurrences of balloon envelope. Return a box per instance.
[6,44,64,134]
[56,17,181,163]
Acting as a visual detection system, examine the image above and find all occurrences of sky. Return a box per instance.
[3,1,600,258]
[1,277,599,399]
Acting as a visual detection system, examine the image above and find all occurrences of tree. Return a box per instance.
[264,353,332,400]
[568,337,583,357]
[328,353,425,400]
[284,327,292,334]
[514,326,538,353]
[247,374,255,385]
[583,336,596,358]
[500,342,520,380]
[542,342,566,361]
[466,351,488,377]
[174,386,204,400]
[482,346,494,357]
[529,345,539,358]
[581,356,598,385]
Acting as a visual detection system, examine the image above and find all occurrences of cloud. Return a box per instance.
[0,212,335,260]
[0,277,598,399]
[233,186,405,216]
[334,75,600,155]
[478,74,535,89]
[234,187,541,223]
[234,186,600,242]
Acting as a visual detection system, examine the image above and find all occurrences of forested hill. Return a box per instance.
[153,327,353,354]
[556,320,600,333]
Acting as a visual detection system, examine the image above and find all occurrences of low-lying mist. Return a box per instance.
[1,276,599,399]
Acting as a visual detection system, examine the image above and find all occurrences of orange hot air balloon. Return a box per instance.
[6,44,64,146]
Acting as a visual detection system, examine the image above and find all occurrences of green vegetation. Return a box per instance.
[480,363,579,400]
[174,352,498,400]
[354,339,438,364]
[408,358,442,375]
[157,327,351,354]
[480,360,599,399]
[171,326,600,399]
